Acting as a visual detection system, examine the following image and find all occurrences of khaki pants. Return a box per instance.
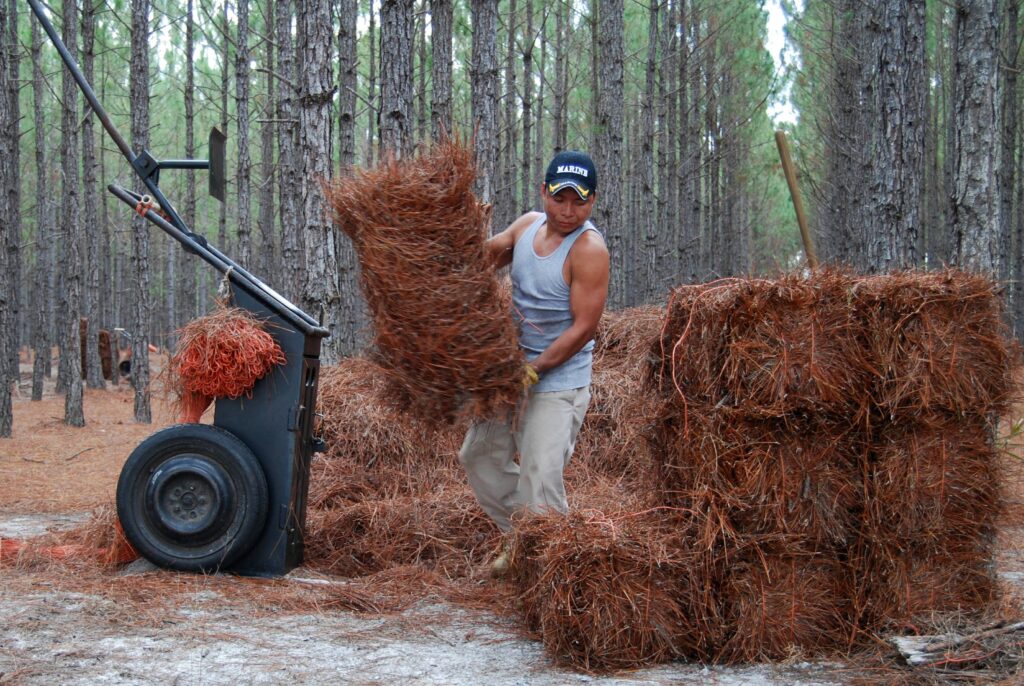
[458,386,591,532]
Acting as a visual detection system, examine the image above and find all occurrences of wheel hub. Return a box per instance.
[145,455,235,544]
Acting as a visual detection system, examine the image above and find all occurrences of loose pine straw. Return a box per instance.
[7,269,1022,678]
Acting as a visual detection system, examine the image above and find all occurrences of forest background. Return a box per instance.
[0,0,1021,431]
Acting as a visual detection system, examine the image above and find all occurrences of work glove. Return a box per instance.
[523,363,540,389]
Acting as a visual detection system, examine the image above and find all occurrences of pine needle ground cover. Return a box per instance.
[3,269,1020,677]
[323,140,522,424]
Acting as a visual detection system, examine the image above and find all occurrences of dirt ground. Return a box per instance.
[2,355,1024,685]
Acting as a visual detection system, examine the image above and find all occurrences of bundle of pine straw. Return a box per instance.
[508,508,695,672]
[323,139,522,423]
[636,267,1017,664]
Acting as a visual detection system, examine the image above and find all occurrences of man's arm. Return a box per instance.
[484,212,542,269]
[528,232,610,375]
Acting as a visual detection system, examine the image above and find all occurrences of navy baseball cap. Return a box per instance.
[544,151,597,200]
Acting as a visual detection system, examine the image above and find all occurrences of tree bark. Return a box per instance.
[276,0,303,303]
[182,0,198,319]
[640,0,658,302]
[379,0,414,159]
[257,0,277,285]
[82,0,104,389]
[521,0,534,213]
[30,15,49,402]
[594,0,625,307]
[999,0,1019,297]
[298,0,341,362]
[471,0,499,208]
[950,0,1002,273]
[236,0,252,268]
[499,0,518,226]
[0,0,12,435]
[338,0,357,169]
[4,0,19,393]
[61,0,84,426]
[429,0,453,140]
[130,0,152,423]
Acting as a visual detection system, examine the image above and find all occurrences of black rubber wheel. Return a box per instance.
[116,424,268,572]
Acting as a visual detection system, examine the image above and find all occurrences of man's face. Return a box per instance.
[541,185,597,235]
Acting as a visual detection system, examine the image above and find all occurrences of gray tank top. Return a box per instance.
[511,214,600,392]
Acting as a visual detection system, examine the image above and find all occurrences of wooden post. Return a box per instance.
[775,131,819,269]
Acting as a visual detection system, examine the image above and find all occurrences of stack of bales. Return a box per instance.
[647,269,1015,661]
[509,269,1016,669]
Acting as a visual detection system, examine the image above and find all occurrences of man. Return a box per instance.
[459,150,610,574]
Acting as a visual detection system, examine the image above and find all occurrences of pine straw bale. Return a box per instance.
[717,545,854,662]
[868,414,1002,541]
[323,139,522,424]
[852,269,1017,417]
[303,484,497,579]
[650,270,875,419]
[647,410,862,551]
[853,537,999,630]
[852,414,1002,628]
[507,508,696,672]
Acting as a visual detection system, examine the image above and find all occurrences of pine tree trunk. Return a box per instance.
[429,0,453,140]
[950,0,1001,273]
[81,0,104,389]
[999,0,1019,296]
[298,0,342,362]
[236,0,252,268]
[182,0,198,321]
[521,0,534,212]
[656,0,675,287]
[366,9,377,165]
[553,0,567,152]
[338,0,357,169]
[61,0,84,426]
[0,0,12,435]
[4,0,19,391]
[275,0,302,303]
[30,16,49,401]
[594,0,625,307]
[217,2,230,257]
[257,0,277,286]
[380,0,414,159]
[640,0,658,302]
[337,0,364,356]
[471,0,499,208]
[416,2,427,144]
[499,0,518,227]
[130,0,152,423]
[679,0,699,283]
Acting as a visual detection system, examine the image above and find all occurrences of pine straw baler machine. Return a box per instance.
[29,0,330,577]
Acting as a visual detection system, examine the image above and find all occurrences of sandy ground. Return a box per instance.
[2,355,1023,685]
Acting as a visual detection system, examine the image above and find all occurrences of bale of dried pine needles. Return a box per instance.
[641,268,1017,664]
[323,138,522,423]
[508,509,694,672]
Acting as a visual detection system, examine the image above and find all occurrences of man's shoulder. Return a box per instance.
[574,225,609,255]
[508,211,544,240]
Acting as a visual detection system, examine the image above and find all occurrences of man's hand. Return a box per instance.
[523,364,540,389]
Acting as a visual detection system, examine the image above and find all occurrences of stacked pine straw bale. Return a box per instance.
[647,268,1015,661]
[507,269,1017,670]
[323,139,522,424]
